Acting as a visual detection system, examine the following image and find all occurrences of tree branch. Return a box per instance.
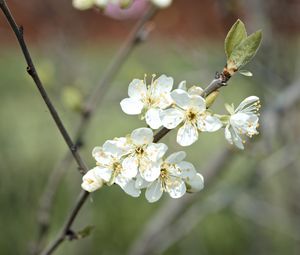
[32,5,158,254]
[0,0,88,174]
[0,1,234,253]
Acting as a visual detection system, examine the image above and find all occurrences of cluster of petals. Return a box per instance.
[160,86,223,146]
[73,0,172,11]
[120,75,174,129]
[121,76,223,146]
[224,96,260,149]
[82,127,204,202]
[82,74,261,202]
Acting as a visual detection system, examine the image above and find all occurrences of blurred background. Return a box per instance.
[0,0,300,254]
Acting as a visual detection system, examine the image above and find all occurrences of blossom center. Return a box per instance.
[186,108,198,123]
[112,162,122,175]
[135,146,145,156]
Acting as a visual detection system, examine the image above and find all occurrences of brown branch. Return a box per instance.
[0,0,88,174]
[32,5,158,254]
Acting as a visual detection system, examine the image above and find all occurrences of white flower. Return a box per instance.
[73,0,172,10]
[122,127,168,182]
[150,0,172,8]
[81,167,104,192]
[225,96,260,149]
[92,139,141,197]
[145,151,204,203]
[73,0,94,10]
[120,75,174,129]
[160,88,222,146]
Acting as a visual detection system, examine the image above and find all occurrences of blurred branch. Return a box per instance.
[128,79,300,255]
[0,0,89,174]
[41,67,233,255]
[32,5,158,255]
[128,147,234,255]
[234,194,300,241]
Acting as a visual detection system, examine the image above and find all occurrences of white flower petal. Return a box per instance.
[115,176,141,197]
[166,151,186,164]
[160,108,185,129]
[145,108,162,129]
[226,126,244,149]
[81,167,104,192]
[103,140,124,157]
[92,147,113,166]
[128,79,147,99]
[187,173,204,192]
[93,166,112,182]
[177,122,198,146]
[171,89,191,109]
[135,174,150,189]
[225,125,233,144]
[188,86,204,96]
[189,95,206,110]
[151,0,172,8]
[177,80,187,91]
[120,98,144,115]
[122,155,138,178]
[145,179,163,203]
[235,96,259,112]
[197,115,222,132]
[146,143,168,161]
[166,177,186,199]
[177,161,196,180]
[152,74,173,96]
[131,127,153,145]
[140,160,161,182]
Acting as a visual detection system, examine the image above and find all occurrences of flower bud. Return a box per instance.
[205,90,219,108]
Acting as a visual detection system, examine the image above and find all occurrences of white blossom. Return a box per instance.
[81,167,104,192]
[122,127,168,182]
[225,96,260,149]
[91,139,141,197]
[160,87,222,146]
[145,151,204,203]
[120,75,174,129]
[150,0,172,8]
[73,0,94,10]
[73,0,173,11]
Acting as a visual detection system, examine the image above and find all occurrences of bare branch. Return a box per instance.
[32,5,158,254]
[0,0,88,174]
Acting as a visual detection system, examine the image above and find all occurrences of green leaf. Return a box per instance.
[239,70,253,77]
[224,19,247,59]
[227,30,262,70]
[76,225,95,240]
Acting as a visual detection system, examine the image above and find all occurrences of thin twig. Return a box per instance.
[33,5,158,254]
[0,0,88,174]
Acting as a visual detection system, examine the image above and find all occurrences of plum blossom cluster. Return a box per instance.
[120,74,260,147]
[73,0,172,11]
[82,74,260,202]
[82,128,204,202]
